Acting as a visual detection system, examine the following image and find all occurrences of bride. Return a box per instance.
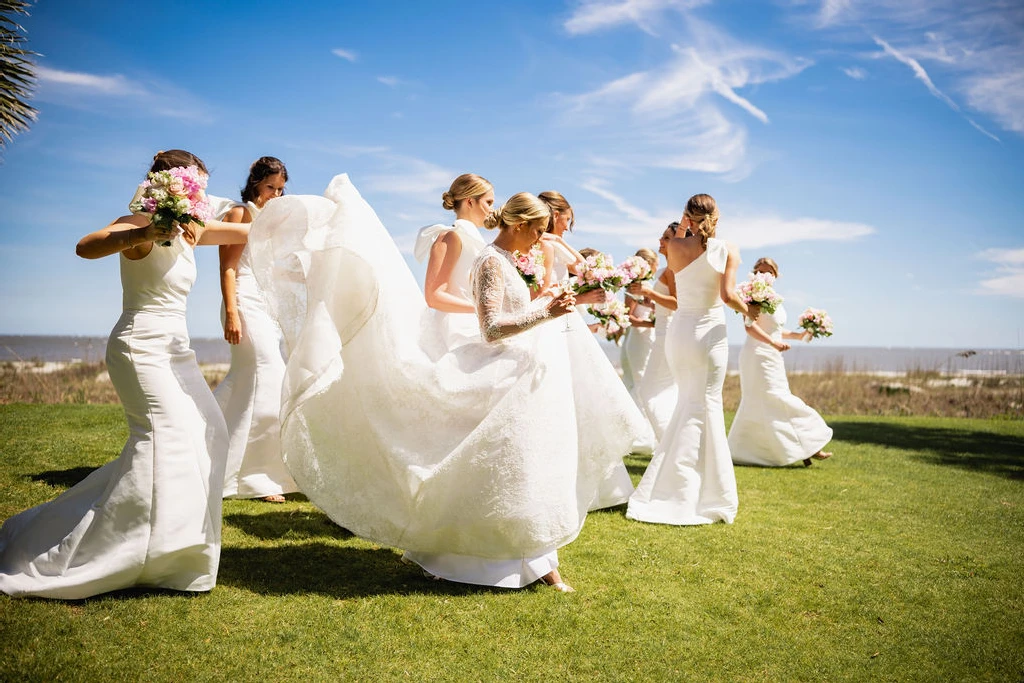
[248,178,620,590]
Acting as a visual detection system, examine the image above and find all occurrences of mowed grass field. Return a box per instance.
[0,404,1022,681]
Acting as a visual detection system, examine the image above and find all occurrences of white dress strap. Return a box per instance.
[413,218,485,262]
[705,238,730,274]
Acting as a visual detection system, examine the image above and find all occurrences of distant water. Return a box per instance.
[2,335,1021,375]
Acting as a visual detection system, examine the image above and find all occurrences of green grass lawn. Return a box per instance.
[1,404,1022,681]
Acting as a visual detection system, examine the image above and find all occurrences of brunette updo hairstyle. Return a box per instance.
[442,173,493,212]
[683,193,719,248]
[241,156,288,204]
[149,149,207,175]
[482,192,550,231]
[537,190,575,233]
[753,257,779,278]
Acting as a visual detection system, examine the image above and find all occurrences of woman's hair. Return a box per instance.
[667,221,680,234]
[635,247,658,269]
[482,192,550,231]
[147,150,207,242]
[578,247,600,259]
[241,156,288,203]
[442,173,493,212]
[537,190,575,233]
[149,149,207,175]
[683,194,719,248]
[753,256,779,278]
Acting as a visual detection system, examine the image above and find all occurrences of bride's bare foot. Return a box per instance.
[541,570,575,593]
[260,494,287,503]
[811,451,833,460]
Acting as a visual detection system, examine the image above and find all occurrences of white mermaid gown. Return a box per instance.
[627,239,738,525]
[545,239,647,506]
[728,305,833,466]
[635,269,677,440]
[413,218,487,354]
[0,237,227,598]
[213,201,298,499]
[620,300,655,399]
[247,175,622,587]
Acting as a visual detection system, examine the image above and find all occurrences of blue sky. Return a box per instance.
[1,0,1022,348]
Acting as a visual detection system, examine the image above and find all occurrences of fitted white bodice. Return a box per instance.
[673,238,728,313]
[120,236,195,314]
[652,268,674,336]
[751,304,787,344]
[414,219,487,302]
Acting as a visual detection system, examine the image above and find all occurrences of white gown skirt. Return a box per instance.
[627,308,738,525]
[215,271,298,498]
[620,325,654,398]
[728,339,833,466]
[0,311,227,599]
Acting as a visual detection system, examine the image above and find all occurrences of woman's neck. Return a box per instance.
[453,212,479,227]
[493,231,531,254]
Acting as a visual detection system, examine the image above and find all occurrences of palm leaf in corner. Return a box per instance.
[0,0,38,148]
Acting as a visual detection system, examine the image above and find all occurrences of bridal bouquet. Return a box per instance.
[588,299,631,344]
[512,245,546,291]
[798,307,834,340]
[735,272,783,315]
[573,252,624,294]
[616,255,654,286]
[129,165,212,245]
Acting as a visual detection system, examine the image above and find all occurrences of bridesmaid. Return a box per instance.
[620,247,658,400]
[214,156,298,502]
[414,173,494,352]
[627,194,753,526]
[0,150,249,599]
[628,222,680,440]
[536,190,651,504]
[728,257,834,467]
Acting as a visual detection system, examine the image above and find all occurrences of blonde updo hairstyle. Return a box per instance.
[482,192,551,233]
[538,190,575,233]
[753,257,779,278]
[442,173,493,212]
[683,193,720,249]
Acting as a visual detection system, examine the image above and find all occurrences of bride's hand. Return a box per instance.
[575,288,607,305]
[548,291,577,317]
[143,220,179,245]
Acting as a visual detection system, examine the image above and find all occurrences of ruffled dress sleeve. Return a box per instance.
[474,255,552,343]
[414,224,454,262]
[705,238,731,274]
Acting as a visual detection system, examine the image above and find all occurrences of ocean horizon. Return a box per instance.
[2,335,1021,375]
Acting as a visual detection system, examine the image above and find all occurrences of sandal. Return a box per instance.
[547,581,575,593]
[803,458,813,467]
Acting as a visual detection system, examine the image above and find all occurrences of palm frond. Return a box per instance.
[0,0,36,149]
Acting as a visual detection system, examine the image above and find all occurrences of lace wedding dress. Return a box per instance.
[728,305,833,466]
[213,200,298,499]
[247,175,622,586]
[627,239,738,525]
[0,236,227,598]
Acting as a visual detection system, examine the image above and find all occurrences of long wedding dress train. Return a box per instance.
[248,175,621,585]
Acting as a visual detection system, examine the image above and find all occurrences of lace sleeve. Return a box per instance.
[474,255,552,343]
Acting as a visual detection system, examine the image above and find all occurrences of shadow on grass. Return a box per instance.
[218,543,495,598]
[224,510,353,541]
[28,466,99,488]
[831,420,1024,480]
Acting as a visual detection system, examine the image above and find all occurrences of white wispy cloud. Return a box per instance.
[377,76,400,87]
[976,248,1024,298]
[873,35,959,109]
[558,15,809,178]
[564,0,711,36]
[331,48,358,62]
[842,66,867,80]
[33,65,212,122]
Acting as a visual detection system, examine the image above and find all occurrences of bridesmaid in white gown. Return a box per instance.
[414,173,494,354]
[0,150,250,599]
[627,195,754,526]
[214,156,298,502]
[620,247,658,399]
[248,179,617,592]
[629,223,680,440]
[728,257,834,467]
[537,191,649,503]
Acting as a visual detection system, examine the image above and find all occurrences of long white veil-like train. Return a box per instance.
[248,175,630,559]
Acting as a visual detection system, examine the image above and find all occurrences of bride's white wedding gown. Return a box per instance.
[627,239,738,526]
[728,305,833,466]
[0,237,227,599]
[213,200,298,499]
[247,175,623,587]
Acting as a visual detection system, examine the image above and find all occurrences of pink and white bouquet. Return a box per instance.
[735,272,783,315]
[588,299,631,344]
[512,245,546,291]
[798,307,834,340]
[616,255,654,287]
[129,165,212,245]
[573,252,624,294]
